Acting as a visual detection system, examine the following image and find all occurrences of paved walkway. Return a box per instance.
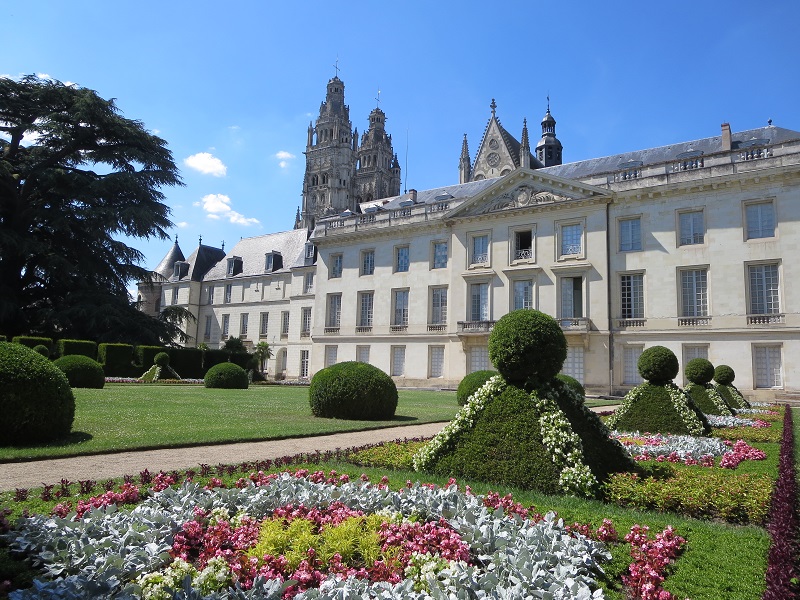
[0,405,621,492]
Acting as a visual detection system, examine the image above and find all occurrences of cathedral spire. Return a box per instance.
[520,119,531,169]
[459,134,471,184]
[490,98,497,118]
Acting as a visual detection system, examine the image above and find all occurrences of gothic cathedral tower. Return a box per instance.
[298,76,401,230]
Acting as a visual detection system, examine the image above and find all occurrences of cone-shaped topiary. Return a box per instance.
[456,370,496,406]
[204,362,249,389]
[140,352,181,382]
[683,358,732,415]
[0,342,75,445]
[607,346,711,435]
[416,311,637,497]
[713,365,751,409]
[310,361,397,420]
[488,309,566,387]
[53,355,105,389]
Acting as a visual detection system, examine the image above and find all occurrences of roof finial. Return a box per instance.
[174,234,178,244]
[490,98,497,117]
[375,88,381,108]
[198,234,202,246]
[221,240,225,251]
[768,118,773,126]
[333,57,340,78]
[547,94,550,113]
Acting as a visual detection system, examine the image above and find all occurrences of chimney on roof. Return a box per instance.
[408,189,417,202]
[721,123,732,152]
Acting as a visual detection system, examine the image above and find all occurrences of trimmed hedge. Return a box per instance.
[456,370,496,406]
[98,343,135,377]
[610,382,711,435]
[204,349,232,371]
[12,336,53,353]
[56,339,97,360]
[228,351,253,370]
[0,342,75,445]
[310,361,398,420]
[33,345,50,357]
[487,310,567,387]
[685,358,714,385]
[53,355,105,389]
[0,335,5,342]
[638,346,679,384]
[204,362,249,389]
[713,364,735,386]
[136,345,165,369]
[169,348,205,379]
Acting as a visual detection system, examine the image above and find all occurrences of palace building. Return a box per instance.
[141,76,800,400]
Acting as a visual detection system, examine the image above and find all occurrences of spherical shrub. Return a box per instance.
[456,370,497,406]
[714,365,736,385]
[310,361,398,420]
[488,310,567,386]
[0,342,75,445]
[53,355,106,389]
[154,352,170,367]
[204,362,249,389]
[685,358,714,385]
[556,373,586,397]
[33,344,50,358]
[637,346,679,384]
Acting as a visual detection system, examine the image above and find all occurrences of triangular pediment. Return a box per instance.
[472,117,520,179]
[446,169,611,219]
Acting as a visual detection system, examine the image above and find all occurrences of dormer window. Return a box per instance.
[674,150,704,172]
[226,256,243,277]
[173,261,189,279]
[264,251,283,272]
[305,244,316,260]
[618,160,643,181]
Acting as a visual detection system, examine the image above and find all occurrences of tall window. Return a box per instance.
[470,234,489,265]
[391,346,406,376]
[620,273,644,319]
[171,287,178,305]
[326,294,342,327]
[513,280,533,310]
[469,347,489,373]
[754,345,782,388]
[560,277,583,318]
[356,345,370,363]
[619,217,642,252]
[429,346,445,378]
[513,229,534,261]
[300,350,310,378]
[563,346,584,384]
[239,313,248,336]
[325,345,338,368]
[303,273,314,294]
[746,201,776,239]
[470,283,489,321]
[560,223,582,256]
[430,287,448,324]
[358,292,374,327]
[330,254,343,278]
[680,269,708,317]
[281,311,290,336]
[206,286,214,305]
[623,346,644,385]
[749,263,780,314]
[679,211,704,246]
[432,242,448,269]
[224,284,232,304]
[259,312,269,336]
[393,290,409,326]
[396,246,410,272]
[222,314,230,337]
[204,316,212,341]
[301,307,312,334]
[361,250,375,276]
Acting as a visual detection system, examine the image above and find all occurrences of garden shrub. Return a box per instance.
[11,336,53,353]
[228,351,253,370]
[556,373,585,397]
[32,344,50,357]
[487,309,566,387]
[713,365,750,409]
[98,343,135,377]
[0,335,5,342]
[684,382,733,416]
[637,346,679,384]
[685,358,714,385]
[139,351,182,382]
[309,361,397,420]
[169,347,204,379]
[713,364,735,385]
[135,345,165,369]
[0,342,75,445]
[204,362,249,389]
[56,339,97,360]
[607,382,711,435]
[456,370,496,406]
[53,355,105,389]
[154,352,170,367]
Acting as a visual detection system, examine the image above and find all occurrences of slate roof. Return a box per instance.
[203,229,310,280]
[542,125,800,181]
[357,178,498,213]
[181,244,227,282]
[154,241,185,279]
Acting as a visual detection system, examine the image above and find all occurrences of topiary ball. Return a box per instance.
[488,310,567,386]
[714,365,736,385]
[637,346,679,384]
[53,355,106,389]
[204,362,249,389]
[685,358,714,385]
[456,370,496,406]
[310,361,398,420]
[154,352,170,367]
[33,344,50,358]
[556,373,586,397]
[0,342,75,445]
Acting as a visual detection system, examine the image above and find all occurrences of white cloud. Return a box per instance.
[176,221,190,228]
[275,150,296,169]
[184,152,227,177]
[194,194,260,226]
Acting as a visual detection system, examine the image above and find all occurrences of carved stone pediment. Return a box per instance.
[472,184,573,215]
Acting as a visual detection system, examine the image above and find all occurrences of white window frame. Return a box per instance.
[221,314,230,338]
[468,346,490,373]
[620,272,644,319]
[432,241,448,269]
[469,282,490,322]
[326,294,342,328]
[300,350,310,378]
[753,345,782,389]
[618,216,642,252]
[206,286,214,305]
[395,245,410,273]
[224,284,232,304]
[281,310,290,336]
[259,312,269,337]
[429,346,445,378]
[301,307,312,334]
[356,345,370,363]
[748,262,780,315]
[360,249,375,276]
[468,232,490,267]
[623,345,644,385]
[204,316,212,341]
[510,225,536,263]
[325,345,338,368]
[678,209,705,246]
[559,276,584,319]
[679,267,709,317]
[563,346,584,384]
[239,313,248,336]
[358,291,374,327]
[391,346,406,377]
[512,279,534,310]
[745,200,776,240]
[303,273,314,294]
[330,253,343,279]
[393,289,410,326]
[171,287,178,305]
[430,286,448,325]
[557,220,585,259]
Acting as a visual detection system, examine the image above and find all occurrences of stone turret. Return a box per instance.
[535,103,563,167]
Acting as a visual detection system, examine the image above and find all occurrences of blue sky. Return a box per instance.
[4,1,799,273]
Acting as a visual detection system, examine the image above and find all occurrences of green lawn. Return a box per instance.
[0,384,458,461]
